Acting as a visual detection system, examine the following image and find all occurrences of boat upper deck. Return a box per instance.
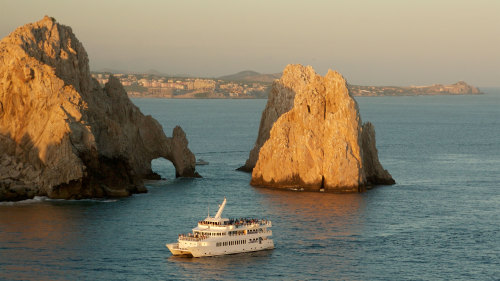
[179,219,272,242]
[177,198,272,242]
[198,218,271,228]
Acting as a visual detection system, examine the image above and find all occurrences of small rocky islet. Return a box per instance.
[241,64,395,192]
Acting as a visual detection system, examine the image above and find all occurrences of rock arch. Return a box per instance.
[0,16,200,201]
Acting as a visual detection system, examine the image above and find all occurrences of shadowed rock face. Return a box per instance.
[0,16,199,201]
[247,64,394,192]
[361,122,395,185]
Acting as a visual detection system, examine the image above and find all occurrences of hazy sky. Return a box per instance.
[1,0,499,86]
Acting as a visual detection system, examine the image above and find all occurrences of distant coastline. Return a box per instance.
[348,81,482,97]
[91,71,482,99]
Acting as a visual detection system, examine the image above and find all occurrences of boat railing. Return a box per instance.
[230,219,272,228]
[198,219,272,228]
[198,221,225,227]
[178,234,208,242]
[170,243,189,251]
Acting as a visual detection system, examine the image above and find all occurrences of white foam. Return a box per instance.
[0,196,48,205]
[0,196,118,205]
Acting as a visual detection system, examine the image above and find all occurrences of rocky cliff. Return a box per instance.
[0,16,199,201]
[247,64,394,192]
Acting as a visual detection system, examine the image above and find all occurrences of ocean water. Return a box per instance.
[1,91,499,280]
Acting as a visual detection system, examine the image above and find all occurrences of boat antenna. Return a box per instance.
[214,197,227,219]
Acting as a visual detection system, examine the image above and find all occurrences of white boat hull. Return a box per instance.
[167,240,274,258]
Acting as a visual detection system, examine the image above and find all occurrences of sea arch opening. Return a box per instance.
[151,157,176,179]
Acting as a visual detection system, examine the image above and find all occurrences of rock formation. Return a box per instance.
[0,16,199,201]
[246,64,394,192]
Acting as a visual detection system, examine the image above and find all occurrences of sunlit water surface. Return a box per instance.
[1,91,499,280]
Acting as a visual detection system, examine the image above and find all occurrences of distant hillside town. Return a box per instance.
[91,73,270,98]
[91,71,482,99]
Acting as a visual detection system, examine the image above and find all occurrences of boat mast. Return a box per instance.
[214,197,227,219]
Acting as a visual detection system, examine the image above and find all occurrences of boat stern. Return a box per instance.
[166,243,193,257]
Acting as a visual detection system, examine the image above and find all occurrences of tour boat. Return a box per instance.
[166,197,274,257]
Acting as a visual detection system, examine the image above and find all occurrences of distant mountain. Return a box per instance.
[218,70,281,83]
[91,68,193,78]
[145,69,166,76]
[94,68,132,74]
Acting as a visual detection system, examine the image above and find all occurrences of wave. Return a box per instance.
[0,196,118,205]
[0,196,48,205]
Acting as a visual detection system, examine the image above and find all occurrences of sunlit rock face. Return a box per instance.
[238,69,296,172]
[249,64,394,192]
[0,16,199,201]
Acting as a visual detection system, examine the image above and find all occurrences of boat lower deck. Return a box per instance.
[167,240,274,257]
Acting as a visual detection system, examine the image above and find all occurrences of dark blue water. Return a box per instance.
[1,91,499,280]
